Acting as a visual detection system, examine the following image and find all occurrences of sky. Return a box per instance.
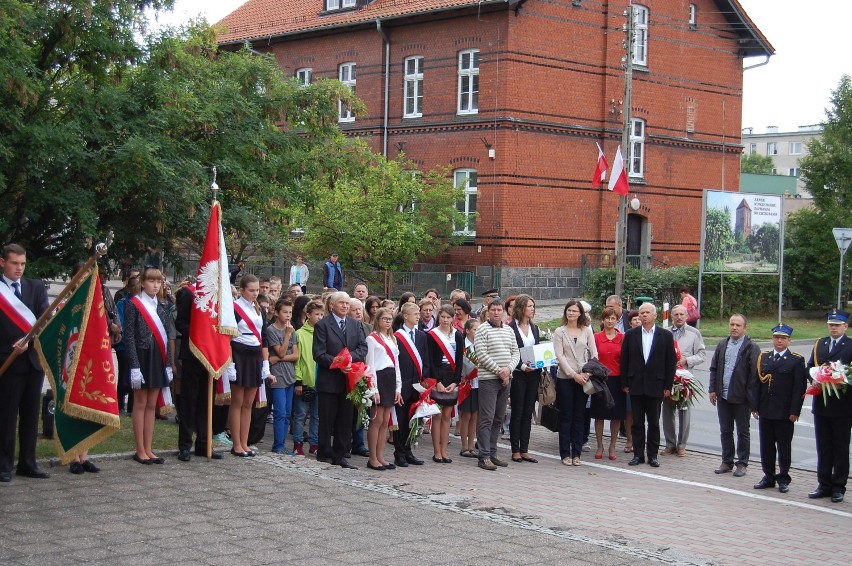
[148,0,852,135]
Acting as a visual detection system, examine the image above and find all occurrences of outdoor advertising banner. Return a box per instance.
[702,190,783,274]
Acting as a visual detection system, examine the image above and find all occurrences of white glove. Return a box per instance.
[227,363,237,382]
[261,360,270,379]
[165,367,174,384]
[130,368,144,390]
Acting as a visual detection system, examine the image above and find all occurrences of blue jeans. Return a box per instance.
[292,393,319,446]
[556,378,588,459]
[270,385,294,452]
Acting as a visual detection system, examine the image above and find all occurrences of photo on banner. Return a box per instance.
[702,190,783,274]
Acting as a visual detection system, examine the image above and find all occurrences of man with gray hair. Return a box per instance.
[662,305,706,457]
[605,294,629,332]
[620,302,677,467]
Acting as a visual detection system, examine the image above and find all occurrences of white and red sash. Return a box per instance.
[370,332,397,367]
[0,281,36,333]
[233,299,262,343]
[395,329,422,379]
[130,294,167,364]
[428,328,457,372]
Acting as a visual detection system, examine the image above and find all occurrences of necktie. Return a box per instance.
[774,353,780,361]
[831,340,837,351]
[409,330,415,342]
[11,281,21,300]
[339,318,346,334]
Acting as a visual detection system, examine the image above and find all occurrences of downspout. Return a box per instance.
[743,54,770,71]
[376,19,390,157]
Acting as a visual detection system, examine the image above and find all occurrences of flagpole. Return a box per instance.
[206,167,220,461]
[614,5,635,298]
[0,234,112,377]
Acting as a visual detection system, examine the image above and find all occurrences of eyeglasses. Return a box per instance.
[379,317,393,322]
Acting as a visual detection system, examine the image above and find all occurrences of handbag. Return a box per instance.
[538,369,556,406]
[430,388,459,405]
[301,386,315,403]
[540,403,559,432]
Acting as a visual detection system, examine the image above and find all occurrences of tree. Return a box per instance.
[746,223,779,264]
[741,153,774,175]
[703,207,734,264]
[295,149,465,271]
[800,75,852,212]
[784,207,849,308]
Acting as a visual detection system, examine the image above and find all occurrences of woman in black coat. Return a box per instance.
[426,305,464,463]
[508,294,542,463]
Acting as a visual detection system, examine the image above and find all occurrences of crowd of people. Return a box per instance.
[0,246,849,506]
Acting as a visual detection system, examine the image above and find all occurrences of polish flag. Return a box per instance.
[189,200,238,377]
[591,142,608,188]
[607,145,630,196]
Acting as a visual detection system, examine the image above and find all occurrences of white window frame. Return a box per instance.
[767,142,777,156]
[453,169,477,236]
[338,62,356,123]
[403,56,424,118]
[788,167,800,177]
[629,118,645,178]
[632,5,649,67]
[688,4,697,28]
[457,49,479,115]
[749,143,757,154]
[789,141,802,155]
[295,68,312,86]
[326,0,356,10]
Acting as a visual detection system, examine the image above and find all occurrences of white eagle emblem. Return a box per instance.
[194,260,220,318]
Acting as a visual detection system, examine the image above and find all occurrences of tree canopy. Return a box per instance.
[0,1,462,277]
[740,153,774,175]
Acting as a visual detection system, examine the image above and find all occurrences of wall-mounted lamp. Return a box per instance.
[630,195,641,211]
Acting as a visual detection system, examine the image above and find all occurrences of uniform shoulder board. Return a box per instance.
[791,352,803,358]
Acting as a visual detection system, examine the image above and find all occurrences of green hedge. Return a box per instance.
[583,265,780,318]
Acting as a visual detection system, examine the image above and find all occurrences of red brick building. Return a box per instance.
[218,0,772,297]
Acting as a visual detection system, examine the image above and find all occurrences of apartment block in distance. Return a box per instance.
[742,124,823,196]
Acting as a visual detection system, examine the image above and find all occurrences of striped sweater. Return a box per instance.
[474,321,520,381]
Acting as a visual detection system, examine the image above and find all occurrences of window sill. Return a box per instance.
[457,110,479,116]
[321,6,358,16]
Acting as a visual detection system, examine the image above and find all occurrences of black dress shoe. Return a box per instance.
[353,448,371,457]
[808,488,832,499]
[628,457,645,466]
[0,471,11,482]
[338,459,358,470]
[69,462,84,475]
[383,463,396,470]
[778,483,789,493]
[366,463,386,471]
[442,458,452,464]
[178,449,192,462]
[16,468,50,479]
[405,454,424,465]
[432,456,443,463]
[149,457,165,465]
[648,458,660,468]
[133,454,152,465]
[394,456,409,467]
[831,492,844,503]
[195,450,223,459]
[753,478,775,490]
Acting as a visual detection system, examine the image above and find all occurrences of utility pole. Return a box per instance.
[614,5,634,298]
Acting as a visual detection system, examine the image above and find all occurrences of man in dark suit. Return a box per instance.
[752,324,806,494]
[173,284,222,462]
[708,313,760,477]
[620,302,676,468]
[313,291,368,469]
[0,244,50,482]
[806,310,852,503]
[393,302,431,467]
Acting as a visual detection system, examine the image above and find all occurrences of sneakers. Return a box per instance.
[294,442,305,456]
[308,444,318,455]
[478,458,497,471]
[212,432,233,447]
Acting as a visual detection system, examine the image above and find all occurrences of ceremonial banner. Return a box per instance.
[35,266,120,464]
[190,200,238,377]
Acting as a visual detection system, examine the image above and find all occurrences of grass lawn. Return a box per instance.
[36,414,179,461]
[540,316,827,345]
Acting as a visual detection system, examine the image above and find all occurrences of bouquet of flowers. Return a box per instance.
[671,369,704,410]
[807,361,849,403]
[334,348,376,428]
[407,379,440,446]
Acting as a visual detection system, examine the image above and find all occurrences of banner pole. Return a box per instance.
[207,371,214,460]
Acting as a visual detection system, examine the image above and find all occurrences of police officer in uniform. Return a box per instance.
[806,310,852,503]
[751,324,806,494]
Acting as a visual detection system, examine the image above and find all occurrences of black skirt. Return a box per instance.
[589,375,626,421]
[459,387,479,413]
[136,346,167,390]
[375,367,396,408]
[232,342,262,389]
